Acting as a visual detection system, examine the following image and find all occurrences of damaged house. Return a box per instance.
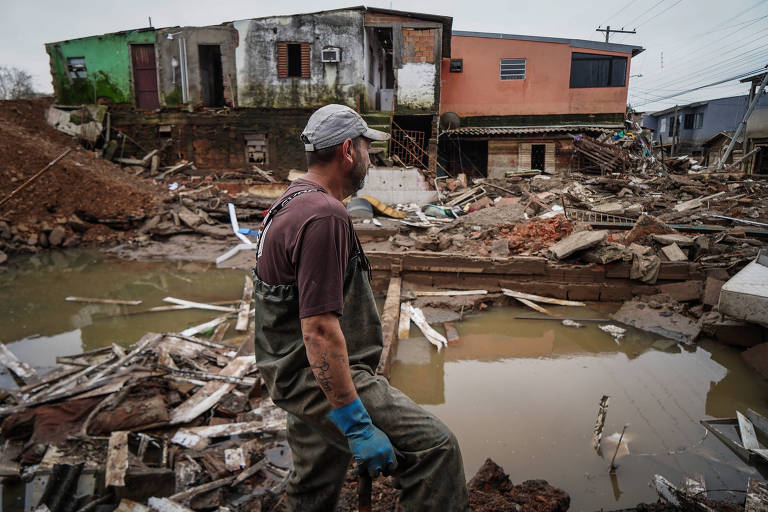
[438,32,643,178]
[44,7,452,176]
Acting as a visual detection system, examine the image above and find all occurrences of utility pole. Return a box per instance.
[671,105,678,156]
[596,25,636,42]
[716,68,768,172]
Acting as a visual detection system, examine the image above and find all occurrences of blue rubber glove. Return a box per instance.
[328,397,397,477]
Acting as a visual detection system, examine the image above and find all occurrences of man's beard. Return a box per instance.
[352,156,368,191]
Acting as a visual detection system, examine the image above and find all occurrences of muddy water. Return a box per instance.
[2,251,768,510]
[0,250,245,389]
[391,306,768,510]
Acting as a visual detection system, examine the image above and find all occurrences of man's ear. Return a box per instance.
[341,138,354,167]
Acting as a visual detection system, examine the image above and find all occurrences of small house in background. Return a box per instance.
[742,70,768,174]
[438,31,642,178]
[640,94,768,159]
[43,7,451,176]
[702,131,743,168]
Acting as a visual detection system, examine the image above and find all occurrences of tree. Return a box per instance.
[0,66,36,100]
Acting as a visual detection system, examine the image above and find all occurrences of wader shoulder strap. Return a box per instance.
[256,188,324,260]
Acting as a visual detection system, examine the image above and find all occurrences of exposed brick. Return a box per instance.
[657,262,691,280]
[605,263,631,278]
[658,280,703,302]
[501,281,569,299]
[401,272,434,289]
[631,284,660,297]
[600,285,634,301]
[567,284,601,301]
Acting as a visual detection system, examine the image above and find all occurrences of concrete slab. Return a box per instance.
[720,257,768,327]
[549,230,608,260]
[651,233,695,247]
[703,277,725,306]
[611,300,701,344]
[358,167,438,206]
[661,243,688,262]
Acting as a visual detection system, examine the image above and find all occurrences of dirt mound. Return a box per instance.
[0,98,163,251]
[456,204,526,229]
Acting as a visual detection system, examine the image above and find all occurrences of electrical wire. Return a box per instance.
[633,67,766,107]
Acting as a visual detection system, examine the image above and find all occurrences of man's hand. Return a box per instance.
[301,313,397,476]
[328,397,397,477]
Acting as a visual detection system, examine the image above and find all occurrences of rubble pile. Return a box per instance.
[0,332,291,510]
[0,99,163,256]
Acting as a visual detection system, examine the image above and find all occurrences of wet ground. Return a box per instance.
[2,251,768,510]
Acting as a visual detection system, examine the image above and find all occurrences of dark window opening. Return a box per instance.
[390,115,432,169]
[199,44,224,107]
[288,43,303,77]
[683,113,695,130]
[569,52,627,88]
[369,46,375,85]
[755,147,768,174]
[668,116,678,137]
[450,59,463,73]
[67,57,87,79]
[531,144,546,170]
[438,138,488,177]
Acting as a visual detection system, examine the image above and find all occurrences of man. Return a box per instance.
[251,104,469,511]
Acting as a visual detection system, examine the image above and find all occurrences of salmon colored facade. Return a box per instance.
[440,33,640,118]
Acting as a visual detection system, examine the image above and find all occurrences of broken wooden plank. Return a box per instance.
[147,497,196,512]
[163,297,236,313]
[90,333,162,382]
[224,448,246,472]
[156,365,257,387]
[398,302,411,339]
[180,315,230,337]
[167,475,237,505]
[375,276,402,379]
[235,275,254,332]
[515,297,558,317]
[0,343,38,384]
[413,290,488,296]
[252,166,277,183]
[169,356,254,425]
[745,478,768,512]
[652,474,681,506]
[592,395,610,450]
[674,191,725,212]
[211,321,230,343]
[737,411,760,450]
[171,419,285,450]
[501,289,585,306]
[105,431,129,487]
[408,304,447,351]
[232,459,267,486]
[65,296,142,306]
[682,474,706,501]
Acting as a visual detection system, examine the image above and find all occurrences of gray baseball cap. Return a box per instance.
[301,104,390,151]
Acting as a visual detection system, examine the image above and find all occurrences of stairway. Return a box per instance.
[362,112,391,157]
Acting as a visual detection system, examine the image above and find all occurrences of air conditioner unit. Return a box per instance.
[321,48,341,63]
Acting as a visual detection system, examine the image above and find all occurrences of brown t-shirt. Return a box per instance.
[256,179,352,319]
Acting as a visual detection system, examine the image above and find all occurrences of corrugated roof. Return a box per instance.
[452,30,644,57]
[443,125,622,136]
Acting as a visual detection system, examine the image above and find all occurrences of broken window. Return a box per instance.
[500,58,526,80]
[277,42,310,79]
[450,59,463,73]
[67,57,87,79]
[245,133,268,166]
[569,52,627,88]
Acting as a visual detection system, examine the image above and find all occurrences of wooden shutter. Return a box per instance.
[545,143,556,173]
[519,143,531,171]
[301,43,311,78]
[276,42,288,78]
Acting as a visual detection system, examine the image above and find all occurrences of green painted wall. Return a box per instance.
[46,30,156,105]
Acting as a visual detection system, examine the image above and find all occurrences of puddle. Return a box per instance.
[391,306,768,510]
[0,250,245,388]
[3,251,768,509]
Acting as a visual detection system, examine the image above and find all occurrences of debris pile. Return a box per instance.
[0,331,291,510]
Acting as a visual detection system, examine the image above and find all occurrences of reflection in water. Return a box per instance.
[0,250,246,388]
[390,306,768,511]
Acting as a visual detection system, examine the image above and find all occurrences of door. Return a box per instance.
[199,45,224,107]
[131,44,160,110]
[531,144,546,171]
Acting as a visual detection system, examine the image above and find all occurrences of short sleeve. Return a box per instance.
[294,215,351,318]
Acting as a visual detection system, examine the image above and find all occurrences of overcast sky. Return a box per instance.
[2,0,766,113]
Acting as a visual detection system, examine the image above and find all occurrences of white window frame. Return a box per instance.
[500,58,526,80]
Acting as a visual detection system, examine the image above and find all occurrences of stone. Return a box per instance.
[48,226,66,247]
[490,238,510,258]
[651,233,695,247]
[701,312,765,348]
[611,299,701,344]
[742,343,768,380]
[496,196,521,208]
[38,232,49,248]
[658,280,703,302]
[624,214,674,245]
[68,214,90,233]
[703,277,725,306]
[549,230,608,260]
[0,250,6,265]
[661,243,687,262]
[0,221,11,240]
[468,196,492,212]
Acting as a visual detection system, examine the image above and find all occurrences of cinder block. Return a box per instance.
[567,284,601,301]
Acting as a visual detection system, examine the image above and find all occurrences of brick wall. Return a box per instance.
[402,28,435,64]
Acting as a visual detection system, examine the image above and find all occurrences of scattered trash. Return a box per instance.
[599,324,626,343]
[561,319,583,328]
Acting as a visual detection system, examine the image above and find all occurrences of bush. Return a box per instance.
[0,66,36,100]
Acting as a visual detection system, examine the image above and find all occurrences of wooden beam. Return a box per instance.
[0,344,38,384]
[235,275,254,332]
[105,431,129,487]
[375,276,402,380]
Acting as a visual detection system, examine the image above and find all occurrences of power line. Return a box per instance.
[633,67,766,107]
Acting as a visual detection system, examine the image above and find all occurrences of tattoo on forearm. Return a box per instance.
[312,352,333,393]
